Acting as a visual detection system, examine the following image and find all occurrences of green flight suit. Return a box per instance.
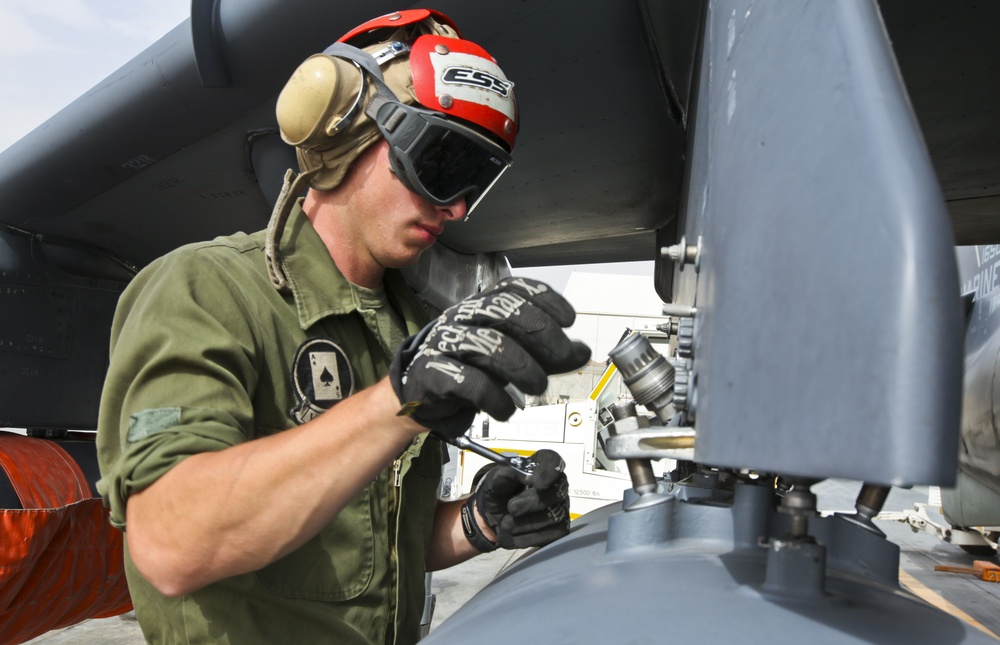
[96,202,441,644]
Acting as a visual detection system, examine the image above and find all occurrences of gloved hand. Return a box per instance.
[389,277,591,438]
[463,449,570,551]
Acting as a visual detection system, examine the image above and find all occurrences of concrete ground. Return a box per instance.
[22,613,143,645]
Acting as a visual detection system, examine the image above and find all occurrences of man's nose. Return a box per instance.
[438,197,468,221]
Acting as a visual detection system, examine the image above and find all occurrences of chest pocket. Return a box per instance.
[255,485,374,601]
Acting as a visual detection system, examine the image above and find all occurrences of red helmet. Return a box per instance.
[339,10,517,151]
[277,9,517,203]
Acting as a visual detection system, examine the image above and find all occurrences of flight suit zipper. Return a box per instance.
[391,457,403,568]
[385,457,403,645]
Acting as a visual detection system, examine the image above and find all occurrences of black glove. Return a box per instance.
[462,449,570,551]
[389,277,591,438]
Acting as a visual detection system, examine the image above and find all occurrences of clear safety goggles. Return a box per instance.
[374,101,512,216]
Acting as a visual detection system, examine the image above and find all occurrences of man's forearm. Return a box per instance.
[125,378,422,597]
[425,498,497,571]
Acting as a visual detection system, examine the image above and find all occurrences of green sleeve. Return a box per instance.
[96,248,263,529]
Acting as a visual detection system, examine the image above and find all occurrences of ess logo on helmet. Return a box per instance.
[442,67,514,98]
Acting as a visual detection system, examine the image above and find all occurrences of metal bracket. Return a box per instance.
[877,503,996,549]
[604,426,696,461]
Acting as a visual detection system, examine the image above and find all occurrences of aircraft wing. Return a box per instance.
[1,0,996,277]
[0,0,688,272]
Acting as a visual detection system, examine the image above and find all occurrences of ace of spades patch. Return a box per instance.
[290,337,355,424]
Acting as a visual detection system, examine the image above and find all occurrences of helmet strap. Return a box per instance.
[265,166,320,293]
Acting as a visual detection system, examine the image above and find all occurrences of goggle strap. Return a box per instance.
[321,42,401,121]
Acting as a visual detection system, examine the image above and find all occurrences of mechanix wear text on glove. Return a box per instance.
[465,449,570,550]
[389,277,591,438]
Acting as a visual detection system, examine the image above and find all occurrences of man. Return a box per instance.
[96,9,590,644]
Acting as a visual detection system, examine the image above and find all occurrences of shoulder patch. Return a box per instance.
[291,337,355,424]
[127,407,181,443]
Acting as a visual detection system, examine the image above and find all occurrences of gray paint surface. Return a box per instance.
[680,0,962,485]
[426,486,995,645]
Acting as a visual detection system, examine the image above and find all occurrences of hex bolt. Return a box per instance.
[835,483,890,537]
[855,484,890,520]
[778,488,818,540]
[660,235,702,272]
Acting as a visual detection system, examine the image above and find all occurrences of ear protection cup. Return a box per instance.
[276,55,365,148]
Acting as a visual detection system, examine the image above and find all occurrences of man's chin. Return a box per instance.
[384,248,428,270]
